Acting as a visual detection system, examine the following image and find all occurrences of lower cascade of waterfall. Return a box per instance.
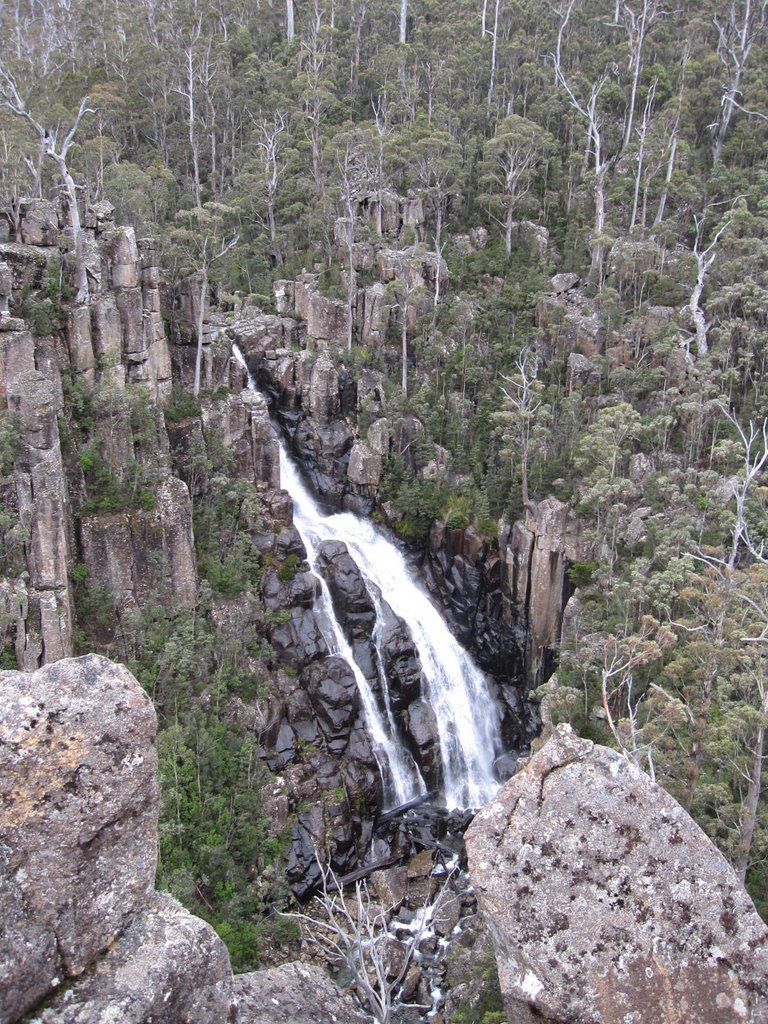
[234,347,504,811]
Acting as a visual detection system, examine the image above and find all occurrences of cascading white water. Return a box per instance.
[282,451,502,809]
[233,346,503,810]
[281,453,426,809]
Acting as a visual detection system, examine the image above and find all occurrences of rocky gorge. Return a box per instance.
[2,188,768,1024]
[0,193,560,879]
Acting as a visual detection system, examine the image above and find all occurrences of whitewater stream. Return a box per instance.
[234,347,503,810]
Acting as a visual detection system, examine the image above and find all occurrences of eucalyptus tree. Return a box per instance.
[0,61,93,302]
[551,0,617,289]
[481,114,556,255]
[403,118,462,249]
[171,202,239,396]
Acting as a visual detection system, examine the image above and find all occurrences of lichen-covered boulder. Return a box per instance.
[234,962,369,1024]
[466,724,768,1024]
[0,655,159,1020]
[28,893,235,1024]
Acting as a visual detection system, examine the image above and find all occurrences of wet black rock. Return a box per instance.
[302,656,360,755]
[269,607,328,669]
[316,539,377,641]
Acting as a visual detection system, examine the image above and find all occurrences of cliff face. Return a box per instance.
[0,200,175,667]
[0,192,577,914]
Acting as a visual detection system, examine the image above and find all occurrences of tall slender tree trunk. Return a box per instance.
[505,204,514,256]
[714,72,743,166]
[49,153,89,303]
[654,127,678,226]
[590,163,607,288]
[401,313,408,394]
[287,0,295,41]
[486,0,500,113]
[193,263,208,397]
[734,712,766,883]
[400,0,407,43]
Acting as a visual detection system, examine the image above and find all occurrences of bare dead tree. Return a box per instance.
[621,0,663,153]
[282,857,453,1024]
[172,16,207,210]
[715,405,768,570]
[551,0,614,288]
[680,211,734,364]
[0,61,93,302]
[486,0,502,114]
[337,139,359,351]
[630,79,656,229]
[711,0,768,165]
[499,346,541,513]
[253,111,286,262]
[193,232,238,396]
[287,0,296,41]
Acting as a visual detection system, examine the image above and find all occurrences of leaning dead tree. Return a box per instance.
[0,61,93,303]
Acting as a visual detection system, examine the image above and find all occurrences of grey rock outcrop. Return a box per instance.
[0,654,236,1024]
[4,370,74,667]
[28,893,234,1024]
[466,724,768,1024]
[79,475,197,620]
[0,655,159,1020]
[204,388,280,490]
[234,962,370,1024]
[503,498,583,685]
[18,199,60,246]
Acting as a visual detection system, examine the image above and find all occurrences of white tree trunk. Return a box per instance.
[400,0,407,43]
[287,0,295,41]
[486,0,500,113]
[193,264,208,397]
[734,706,766,883]
[401,313,408,394]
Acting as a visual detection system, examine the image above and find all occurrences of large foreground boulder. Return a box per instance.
[0,655,159,1018]
[0,655,234,1024]
[466,724,768,1024]
[28,893,234,1024]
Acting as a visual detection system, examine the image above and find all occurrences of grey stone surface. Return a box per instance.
[234,962,370,1024]
[29,893,235,1024]
[5,370,73,667]
[466,724,768,1024]
[0,655,159,1020]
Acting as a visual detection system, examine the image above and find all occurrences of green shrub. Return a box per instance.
[165,384,203,423]
[567,560,599,588]
[278,553,300,582]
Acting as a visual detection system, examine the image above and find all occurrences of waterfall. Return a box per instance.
[282,451,427,809]
[233,347,503,810]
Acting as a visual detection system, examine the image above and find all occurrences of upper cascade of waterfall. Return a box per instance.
[233,345,503,810]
